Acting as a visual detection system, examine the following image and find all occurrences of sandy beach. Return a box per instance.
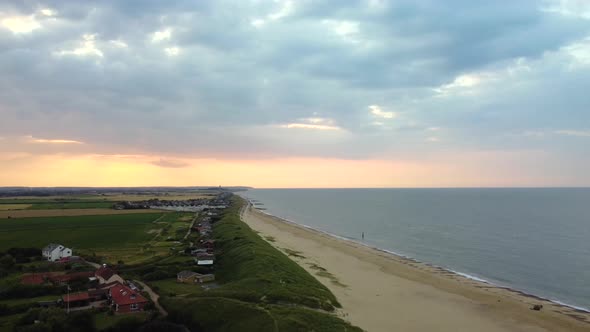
[241,204,590,332]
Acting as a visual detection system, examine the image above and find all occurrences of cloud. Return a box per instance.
[164,46,180,56]
[26,136,83,144]
[1,15,41,33]
[277,117,342,131]
[150,158,190,168]
[0,0,589,186]
[554,129,590,137]
[152,28,172,42]
[369,105,396,119]
[55,34,104,57]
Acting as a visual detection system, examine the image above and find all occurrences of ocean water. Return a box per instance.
[240,188,590,311]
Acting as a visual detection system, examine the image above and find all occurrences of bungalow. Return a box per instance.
[195,253,215,266]
[62,292,91,308]
[109,283,149,313]
[42,244,73,262]
[95,265,124,285]
[177,271,215,284]
[49,271,95,285]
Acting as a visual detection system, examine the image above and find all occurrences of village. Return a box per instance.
[113,192,231,212]
[8,195,228,324]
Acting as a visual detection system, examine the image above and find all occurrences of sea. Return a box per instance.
[239,188,590,312]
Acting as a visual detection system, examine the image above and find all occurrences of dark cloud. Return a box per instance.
[0,0,589,166]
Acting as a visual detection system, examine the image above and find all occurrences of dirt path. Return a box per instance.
[183,212,199,241]
[136,280,167,317]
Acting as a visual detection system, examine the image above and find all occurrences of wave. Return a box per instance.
[243,197,590,314]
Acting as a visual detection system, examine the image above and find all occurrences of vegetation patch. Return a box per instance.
[283,248,306,259]
[0,213,163,251]
[308,264,347,288]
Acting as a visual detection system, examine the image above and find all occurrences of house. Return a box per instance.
[49,271,95,285]
[195,253,214,266]
[109,283,149,313]
[201,239,215,249]
[62,292,91,308]
[177,270,198,283]
[42,244,73,262]
[177,271,215,284]
[95,265,125,284]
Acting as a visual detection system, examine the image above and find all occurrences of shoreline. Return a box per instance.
[253,206,590,314]
[251,203,590,315]
[241,203,590,332]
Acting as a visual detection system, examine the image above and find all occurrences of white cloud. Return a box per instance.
[110,39,128,48]
[40,8,56,17]
[251,0,294,28]
[542,0,590,19]
[1,15,41,34]
[426,137,440,142]
[152,28,172,42]
[55,34,104,58]
[268,0,294,21]
[251,19,266,28]
[26,136,83,144]
[562,37,590,66]
[277,117,342,131]
[323,20,360,43]
[369,105,396,119]
[554,129,590,137]
[433,73,497,97]
[164,47,180,56]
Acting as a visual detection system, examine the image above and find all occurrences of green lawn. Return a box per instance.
[151,278,203,297]
[0,213,163,251]
[0,314,23,332]
[0,295,59,306]
[94,312,149,331]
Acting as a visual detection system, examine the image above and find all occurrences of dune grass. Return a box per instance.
[159,197,362,331]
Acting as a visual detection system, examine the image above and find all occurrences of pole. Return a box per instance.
[66,284,70,314]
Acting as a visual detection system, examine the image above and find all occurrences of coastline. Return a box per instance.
[241,203,590,332]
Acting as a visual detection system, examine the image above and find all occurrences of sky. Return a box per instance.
[1,0,589,188]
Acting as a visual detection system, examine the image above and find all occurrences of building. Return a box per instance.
[109,283,149,313]
[177,271,215,284]
[95,265,125,284]
[42,244,73,262]
[62,292,91,308]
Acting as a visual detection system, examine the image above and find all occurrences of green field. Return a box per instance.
[0,213,163,251]
[27,202,114,210]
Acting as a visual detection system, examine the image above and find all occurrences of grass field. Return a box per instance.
[27,202,114,210]
[0,209,162,219]
[0,213,164,251]
[100,193,215,201]
[0,204,31,211]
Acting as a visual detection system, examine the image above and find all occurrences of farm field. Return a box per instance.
[100,193,215,201]
[0,204,31,211]
[0,208,162,219]
[0,213,164,251]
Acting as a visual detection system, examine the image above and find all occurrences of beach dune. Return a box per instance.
[241,205,589,332]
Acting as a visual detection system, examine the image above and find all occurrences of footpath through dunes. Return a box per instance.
[242,204,590,332]
[159,197,362,332]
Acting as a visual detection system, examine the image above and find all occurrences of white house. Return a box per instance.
[42,243,73,261]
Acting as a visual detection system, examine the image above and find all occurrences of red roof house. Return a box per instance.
[62,292,91,307]
[108,283,149,313]
[95,265,124,284]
